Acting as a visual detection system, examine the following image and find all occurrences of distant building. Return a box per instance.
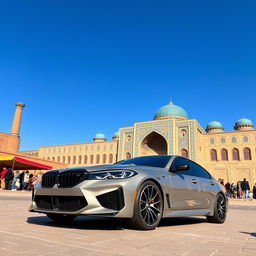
[21,101,256,185]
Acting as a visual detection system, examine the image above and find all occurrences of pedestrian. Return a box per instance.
[241,178,251,200]
[0,167,8,190]
[253,183,256,199]
[230,183,235,198]
[18,171,25,190]
[225,182,231,197]
[4,168,14,190]
[11,171,20,190]
[22,171,30,191]
[26,174,34,191]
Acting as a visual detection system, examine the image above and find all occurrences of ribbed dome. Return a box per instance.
[94,133,106,139]
[113,131,119,137]
[234,118,254,131]
[112,131,119,141]
[93,133,106,142]
[154,101,188,120]
[235,118,253,126]
[207,121,223,128]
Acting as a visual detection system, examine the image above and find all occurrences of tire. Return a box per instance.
[47,213,77,223]
[206,193,227,223]
[128,180,163,230]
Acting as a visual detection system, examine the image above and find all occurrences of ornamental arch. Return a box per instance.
[139,131,168,156]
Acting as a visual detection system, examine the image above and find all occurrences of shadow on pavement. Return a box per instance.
[27,215,206,231]
[240,231,256,237]
[159,217,206,227]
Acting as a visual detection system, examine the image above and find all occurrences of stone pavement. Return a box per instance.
[0,191,255,256]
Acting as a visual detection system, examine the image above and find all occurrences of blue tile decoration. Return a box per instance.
[118,127,134,160]
[133,120,173,157]
[176,121,195,160]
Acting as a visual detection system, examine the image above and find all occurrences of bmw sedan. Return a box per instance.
[29,155,227,230]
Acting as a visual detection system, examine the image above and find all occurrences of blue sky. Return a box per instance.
[0,1,255,151]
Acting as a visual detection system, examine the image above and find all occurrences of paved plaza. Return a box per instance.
[0,191,255,256]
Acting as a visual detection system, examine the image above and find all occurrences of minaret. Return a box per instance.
[10,102,26,137]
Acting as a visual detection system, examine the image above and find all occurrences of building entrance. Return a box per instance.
[140,132,167,156]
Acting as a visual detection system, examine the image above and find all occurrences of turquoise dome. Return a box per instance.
[154,101,188,120]
[235,118,253,126]
[113,131,119,137]
[207,121,223,128]
[94,133,106,139]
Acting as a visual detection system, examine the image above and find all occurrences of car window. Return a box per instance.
[170,157,193,176]
[191,162,211,179]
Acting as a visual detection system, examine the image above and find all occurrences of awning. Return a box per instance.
[0,156,52,170]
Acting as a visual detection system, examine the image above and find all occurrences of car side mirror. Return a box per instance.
[171,164,190,172]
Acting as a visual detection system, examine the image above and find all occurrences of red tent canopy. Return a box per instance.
[0,156,52,170]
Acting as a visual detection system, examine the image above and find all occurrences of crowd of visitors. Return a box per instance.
[0,167,41,191]
[218,178,256,200]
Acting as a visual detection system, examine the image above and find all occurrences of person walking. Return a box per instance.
[0,167,8,190]
[18,171,25,190]
[241,178,251,200]
[225,182,231,197]
[253,183,256,199]
[11,171,20,190]
[4,168,14,190]
[22,171,30,191]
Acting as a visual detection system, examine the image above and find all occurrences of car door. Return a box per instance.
[168,157,202,210]
[190,162,216,209]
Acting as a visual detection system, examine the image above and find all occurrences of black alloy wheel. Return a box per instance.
[207,193,227,223]
[128,180,163,230]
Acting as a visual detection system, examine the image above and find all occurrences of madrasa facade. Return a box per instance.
[22,101,256,185]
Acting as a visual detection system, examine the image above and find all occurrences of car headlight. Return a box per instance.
[87,170,137,180]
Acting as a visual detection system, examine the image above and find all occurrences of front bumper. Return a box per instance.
[30,178,138,218]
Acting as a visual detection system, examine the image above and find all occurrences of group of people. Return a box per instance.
[218,178,256,200]
[0,167,41,191]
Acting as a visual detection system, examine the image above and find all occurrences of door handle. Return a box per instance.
[210,181,215,186]
[192,179,198,184]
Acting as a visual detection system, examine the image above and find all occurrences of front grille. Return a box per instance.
[96,188,124,211]
[58,170,87,188]
[34,195,88,212]
[41,169,87,188]
[42,172,58,188]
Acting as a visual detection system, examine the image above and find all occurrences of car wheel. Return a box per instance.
[47,213,77,223]
[207,193,227,223]
[128,180,163,230]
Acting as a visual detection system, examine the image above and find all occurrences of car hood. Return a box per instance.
[49,164,164,174]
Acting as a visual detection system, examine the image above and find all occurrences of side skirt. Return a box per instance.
[163,209,211,218]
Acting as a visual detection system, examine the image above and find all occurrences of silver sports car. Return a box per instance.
[29,155,227,230]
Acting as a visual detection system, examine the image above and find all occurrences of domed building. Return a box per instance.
[153,101,188,120]
[234,118,254,131]
[206,121,224,133]
[22,100,256,186]
[112,131,119,141]
[93,133,106,142]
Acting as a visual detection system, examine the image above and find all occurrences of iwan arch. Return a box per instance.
[22,101,256,186]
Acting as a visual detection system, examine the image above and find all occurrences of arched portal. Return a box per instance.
[140,131,168,156]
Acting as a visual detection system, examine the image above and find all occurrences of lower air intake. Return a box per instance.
[96,188,124,211]
[34,195,88,212]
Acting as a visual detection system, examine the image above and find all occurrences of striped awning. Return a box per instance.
[0,156,52,170]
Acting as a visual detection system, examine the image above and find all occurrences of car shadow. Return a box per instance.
[240,231,256,237]
[159,217,206,227]
[27,215,206,231]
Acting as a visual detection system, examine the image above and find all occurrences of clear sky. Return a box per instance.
[0,0,255,151]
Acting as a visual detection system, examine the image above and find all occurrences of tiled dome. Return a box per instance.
[154,101,188,120]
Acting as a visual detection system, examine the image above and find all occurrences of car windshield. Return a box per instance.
[116,155,172,168]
